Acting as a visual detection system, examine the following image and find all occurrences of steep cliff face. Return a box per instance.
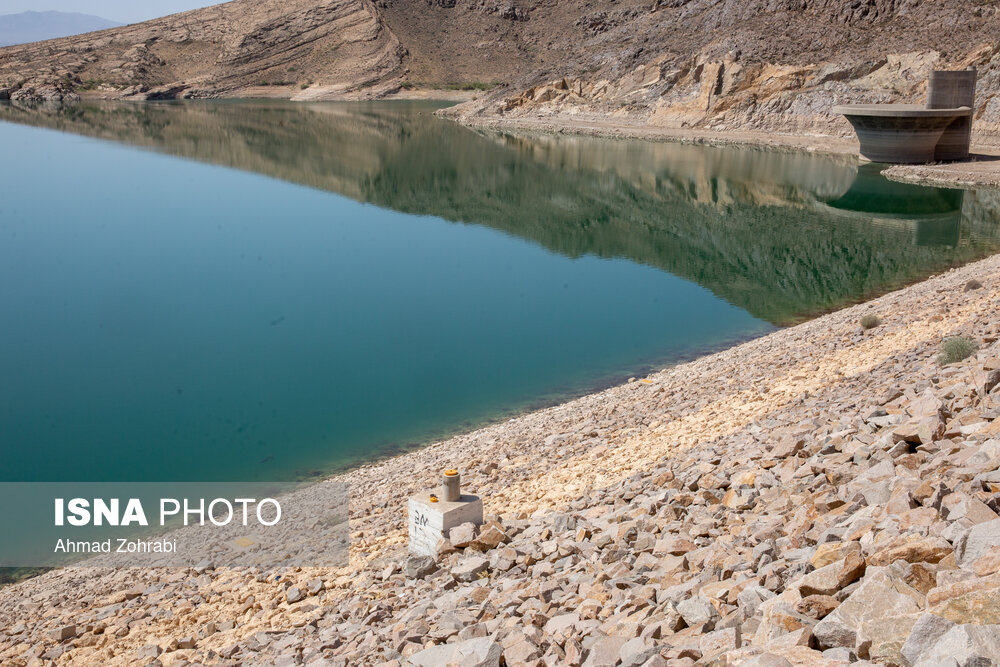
[444,0,1000,144]
[1,0,999,143]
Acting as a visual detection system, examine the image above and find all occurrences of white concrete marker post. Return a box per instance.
[408,470,483,557]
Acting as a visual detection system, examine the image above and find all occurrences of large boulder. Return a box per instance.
[404,555,437,579]
[582,636,630,667]
[867,536,953,567]
[676,596,718,627]
[452,556,489,582]
[795,556,864,596]
[954,518,1000,566]
[900,613,955,667]
[812,567,923,663]
[407,637,502,667]
[810,541,861,569]
[927,574,1000,625]
[911,624,1000,667]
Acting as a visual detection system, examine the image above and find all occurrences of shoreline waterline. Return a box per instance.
[0,243,973,586]
[284,325,777,483]
[297,245,1000,483]
[2,246,999,663]
[443,111,1000,190]
[10,102,998,484]
[321,248,1000,573]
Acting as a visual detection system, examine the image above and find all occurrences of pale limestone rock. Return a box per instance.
[503,637,540,663]
[582,636,629,667]
[699,626,741,658]
[928,577,1000,625]
[900,613,955,667]
[619,636,658,667]
[137,644,162,660]
[676,596,718,627]
[911,624,1000,667]
[813,567,922,654]
[404,555,437,579]
[47,625,75,642]
[955,518,1000,566]
[470,525,508,551]
[452,556,489,582]
[449,522,478,548]
[856,613,921,665]
[408,637,502,667]
[489,546,517,571]
[810,542,861,569]
[794,595,839,620]
[737,585,776,616]
[739,655,794,667]
[867,536,953,567]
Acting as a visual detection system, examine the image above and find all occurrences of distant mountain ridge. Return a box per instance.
[0,10,121,47]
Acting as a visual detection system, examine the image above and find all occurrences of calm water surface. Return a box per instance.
[1,100,999,482]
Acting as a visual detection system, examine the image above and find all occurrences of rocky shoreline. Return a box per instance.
[441,110,1000,192]
[3,250,1000,665]
[883,155,1000,190]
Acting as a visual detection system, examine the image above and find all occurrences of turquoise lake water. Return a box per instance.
[1,100,999,482]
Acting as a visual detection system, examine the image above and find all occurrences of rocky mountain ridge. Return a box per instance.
[2,0,1000,143]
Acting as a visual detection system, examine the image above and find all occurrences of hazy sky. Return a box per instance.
[1,1,228,24]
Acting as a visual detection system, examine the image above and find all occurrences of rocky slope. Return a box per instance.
[3,1,1000,145]
[0,0,406,103]
[3,231,1000,666]
[0,0,569,104]
[444,1,1000,146]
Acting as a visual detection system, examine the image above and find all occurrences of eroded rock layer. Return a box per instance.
[0,0,406,102]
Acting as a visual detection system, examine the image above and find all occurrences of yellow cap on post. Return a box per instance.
[444,469,458,477]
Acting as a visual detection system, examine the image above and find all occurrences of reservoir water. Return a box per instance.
[1,100,999,482]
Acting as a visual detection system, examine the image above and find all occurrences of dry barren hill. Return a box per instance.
[2,0,1000,138]
[0,0,575,102]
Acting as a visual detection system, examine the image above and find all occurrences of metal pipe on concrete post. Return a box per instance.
[442,469,461,502]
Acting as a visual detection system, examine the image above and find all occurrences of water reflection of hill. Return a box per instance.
[3,99,999,325]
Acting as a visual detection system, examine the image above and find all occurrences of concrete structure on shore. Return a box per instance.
[408,470,483,557]
[836,69,977,164]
